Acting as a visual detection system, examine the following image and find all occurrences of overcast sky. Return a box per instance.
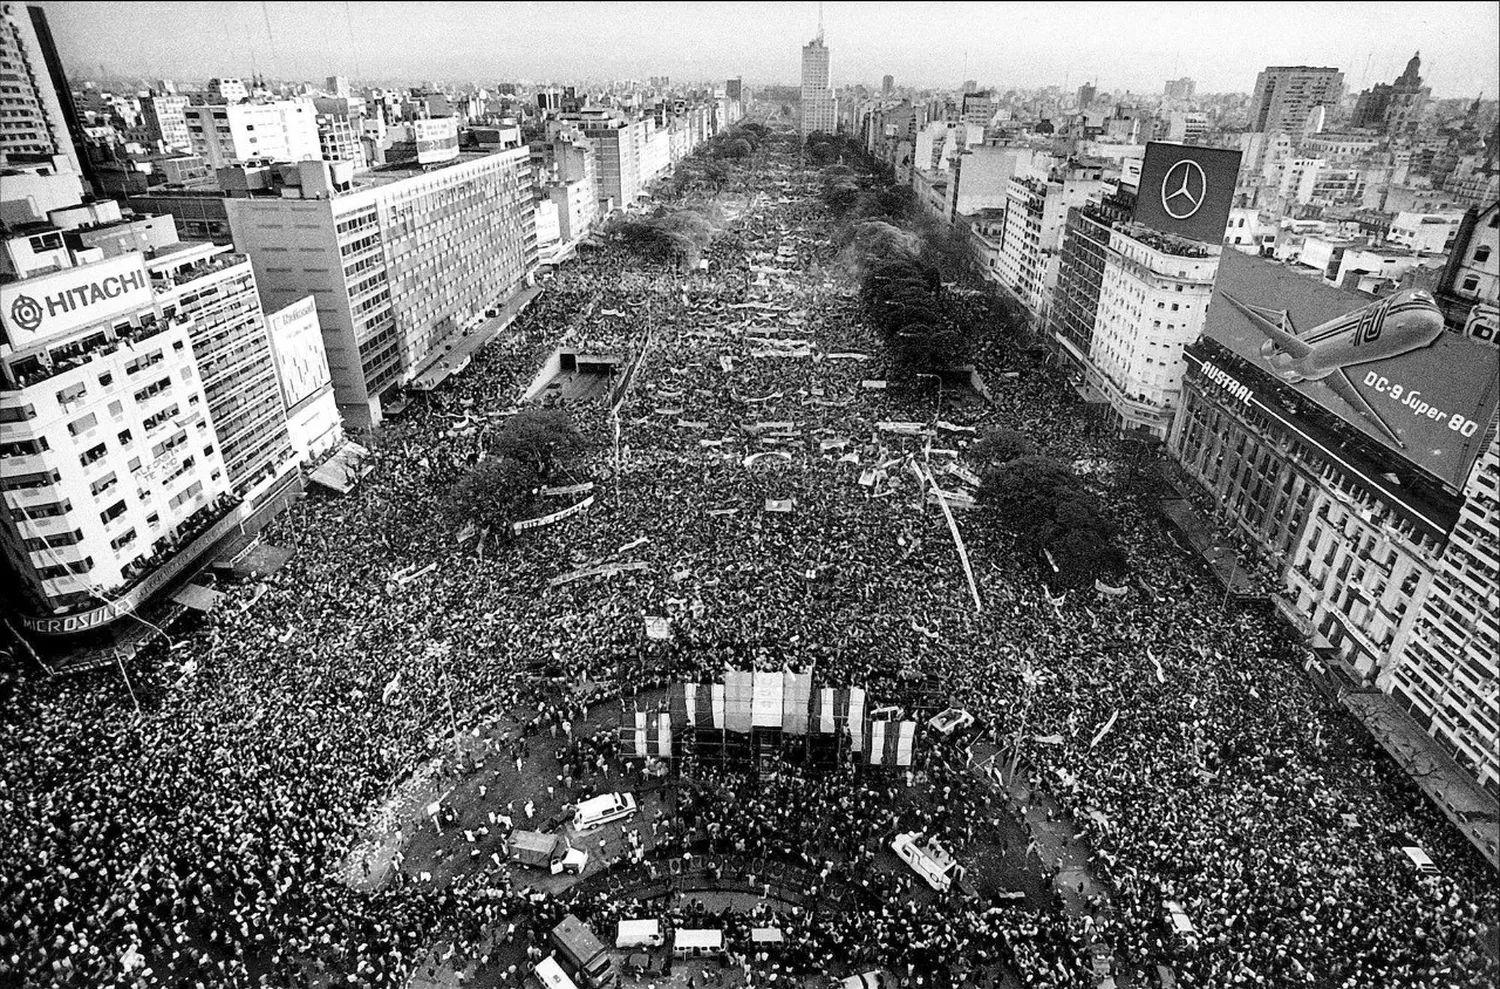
[37,1,1500,98]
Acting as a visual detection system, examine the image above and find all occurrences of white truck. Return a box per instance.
[508,829,588,875]
[891,831,966,892]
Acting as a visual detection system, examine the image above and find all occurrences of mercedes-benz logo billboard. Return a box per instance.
[1160,159,1207,220]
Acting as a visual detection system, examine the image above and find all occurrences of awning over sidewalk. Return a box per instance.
[171,583,223,613]
[308,442,372,494]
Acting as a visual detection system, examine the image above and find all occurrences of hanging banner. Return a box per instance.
[1033,733,1065,745]
[632,711,648,758]
[869,718,887,765]
[764,498,794,513]
[817,687,836,734]
[725,671,754,733]
[657,712,673,758]
[752,671,784,728]
[1095,578,1130,597]
[644,616,672,640]
[824,352,871,361]
[893,720,916,766]
[513,495,595,534]
[847,687,866,753]
[1149,649,1166,684]
[711,683,726,729]
[782,672,812,734]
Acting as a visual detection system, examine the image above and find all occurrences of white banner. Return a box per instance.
[847,687,866,753]
[513,495,595,534]
[1090,709,1120,750]
[869,719,886,765]
[541,482,594,497]
[752,671,784,728]
[645,616,671,640]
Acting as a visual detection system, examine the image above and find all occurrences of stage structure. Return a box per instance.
[619,670,921,769]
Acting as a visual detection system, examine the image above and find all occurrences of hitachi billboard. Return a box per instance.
[1205,250,1500,491]
[0,253,154,349]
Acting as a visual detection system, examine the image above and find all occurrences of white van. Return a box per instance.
[616,918,663,949]
[573,792,638,832]
[533,956,580,989]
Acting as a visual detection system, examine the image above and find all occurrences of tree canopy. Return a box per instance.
[978,454,1126,588]
[967,426,1036,468]
[445,455,539,543]
[486,407,584,479]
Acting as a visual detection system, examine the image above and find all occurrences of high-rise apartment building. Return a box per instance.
[1077,81,1097,109]
[800,35,837,140]
[1248,65,1345,138]
[141,93,192,153]
[882,74,895,96]
[0,3,79,174]
[225,153,537,427]
[992,159,1110,323]
[186,101,321,168]
[1085,223,1220,437]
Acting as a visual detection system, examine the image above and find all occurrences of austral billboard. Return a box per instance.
[1205,249,1500,491]
[1132,141,1241,245]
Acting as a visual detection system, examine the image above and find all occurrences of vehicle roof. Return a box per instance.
[675,929,723,947]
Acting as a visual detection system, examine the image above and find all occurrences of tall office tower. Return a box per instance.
[141,93,192,153]
[0,4,81,176]
[326,74,350,98]
[225,153,537,427]
[1248,65,1345,138]
[800,33,837,140]
[1077,81,1097,108]
[882,74,894,96]
[1163,77,1196,100]
[725,78,743,103]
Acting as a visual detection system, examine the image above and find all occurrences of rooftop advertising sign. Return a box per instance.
[1205,250,1499,490]
[1132,142,1241,244]
[1,253,153,349]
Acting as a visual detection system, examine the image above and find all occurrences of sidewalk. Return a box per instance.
[1342,691,1500,870]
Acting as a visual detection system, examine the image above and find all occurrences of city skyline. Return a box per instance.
[35,0,1500,98]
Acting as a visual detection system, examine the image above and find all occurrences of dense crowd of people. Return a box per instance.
[2,124,1496,989]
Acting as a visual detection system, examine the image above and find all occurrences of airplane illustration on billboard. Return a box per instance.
[1221,288,1445,448]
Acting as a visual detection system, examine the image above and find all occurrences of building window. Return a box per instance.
[1473,246,1491,263]
[1462,276,1480,292]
